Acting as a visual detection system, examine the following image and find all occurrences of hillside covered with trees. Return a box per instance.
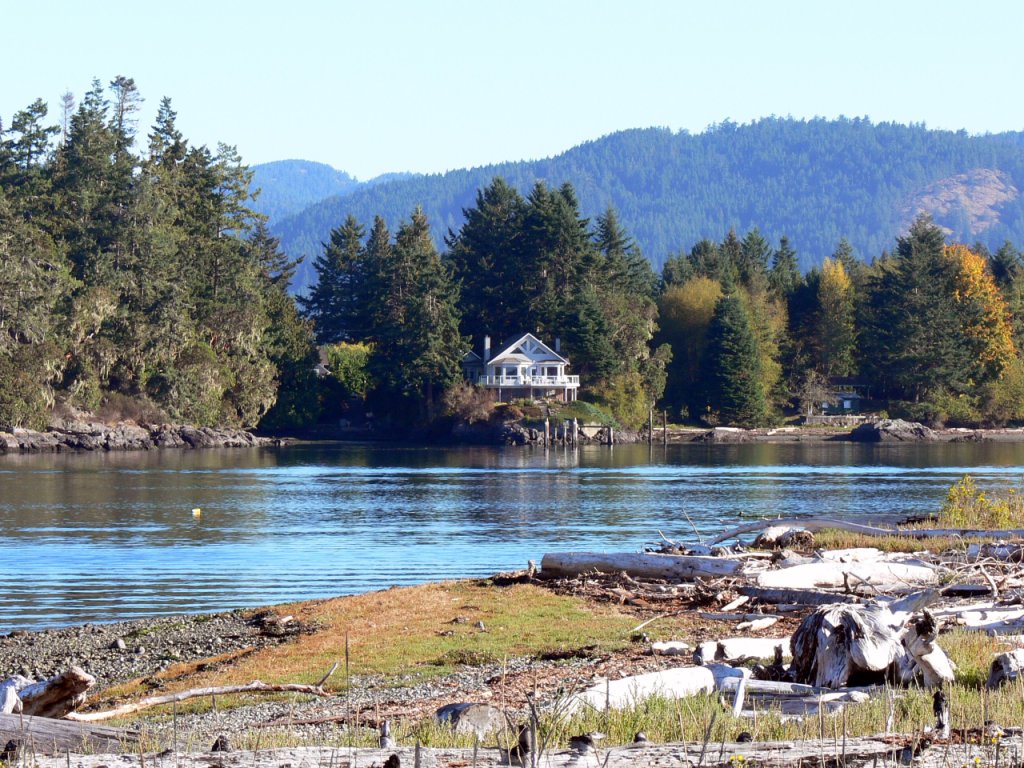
[4,81,1024,437]
[0,78,318,431]
[269,119,1024,294]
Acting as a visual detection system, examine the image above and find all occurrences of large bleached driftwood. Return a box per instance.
[791,602,908,688]
[790,598,951,689]
[569,664,748,712]
[540,551,740,579]
[65,679,332,723]
[0,667,95,718]
[0,713,135,754]
[756,559,938,590]
[902,611,955,687]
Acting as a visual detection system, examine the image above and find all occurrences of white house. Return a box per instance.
[462,333,580,402]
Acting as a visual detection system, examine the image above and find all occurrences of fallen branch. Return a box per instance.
[65,679,332,723]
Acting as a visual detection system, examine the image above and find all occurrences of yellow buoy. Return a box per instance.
[192,508,202,517]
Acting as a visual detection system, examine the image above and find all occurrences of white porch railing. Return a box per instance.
[477,375,579,388]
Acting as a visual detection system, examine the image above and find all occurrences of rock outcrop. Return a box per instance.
[849,418,938,442]
[0,421,277,454]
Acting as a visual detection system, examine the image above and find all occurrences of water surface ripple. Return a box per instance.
[2,441,1023,629]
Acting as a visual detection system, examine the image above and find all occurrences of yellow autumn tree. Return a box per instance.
[945,244,1016,380]
[740,285,787,411]
[657,276,722,417]
[815,257,857,376]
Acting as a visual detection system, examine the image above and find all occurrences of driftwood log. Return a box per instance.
[756,559,939,590]
[9,738,1008,768]
[710,517,1024,544]
[902,610,955,687]
[0,713,135,754]
[540,551,739,579]
[0,667,95,718]
[987,648,1024,688]
[65,679,332,723]
[791,598,952,689]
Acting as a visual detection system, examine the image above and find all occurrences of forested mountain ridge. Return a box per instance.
[249,160,360,221]
[268,118,1024,294]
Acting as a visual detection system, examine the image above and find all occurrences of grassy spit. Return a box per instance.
[83,474,1024,751]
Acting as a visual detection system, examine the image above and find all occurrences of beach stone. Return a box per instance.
[435,702,507,737]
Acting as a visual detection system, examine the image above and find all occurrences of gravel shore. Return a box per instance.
[0,610,291,690]
[0,606,610,749]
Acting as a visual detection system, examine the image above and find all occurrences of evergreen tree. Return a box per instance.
[368,208,464,420]
[446,177,527,342]
[863,215,974,400]
[739,227,771,290]
[768,236,800,297]
[299,214,366,344]
[699,287,770,426]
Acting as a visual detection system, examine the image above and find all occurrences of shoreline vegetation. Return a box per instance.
[3,477,1024,765]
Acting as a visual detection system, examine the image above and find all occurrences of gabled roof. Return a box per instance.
[462,350,482,362]
[488,333,568,365]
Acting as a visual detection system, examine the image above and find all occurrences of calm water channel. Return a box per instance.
[3,440,1024,629]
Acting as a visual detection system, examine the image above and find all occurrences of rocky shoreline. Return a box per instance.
[0,419,279,454]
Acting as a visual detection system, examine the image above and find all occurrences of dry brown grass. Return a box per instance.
[94,580,649,707]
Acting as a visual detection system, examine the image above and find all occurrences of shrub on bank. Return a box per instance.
[939,475,1024,529]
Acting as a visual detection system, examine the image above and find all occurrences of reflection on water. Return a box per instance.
[2,441,1024,628]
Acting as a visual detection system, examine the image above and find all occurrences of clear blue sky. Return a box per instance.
[5,0,1023,181]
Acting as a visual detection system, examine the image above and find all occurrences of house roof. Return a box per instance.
[488,333,568,365]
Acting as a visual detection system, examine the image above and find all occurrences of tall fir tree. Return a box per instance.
[299,213,366,344]
[699,283,770,426]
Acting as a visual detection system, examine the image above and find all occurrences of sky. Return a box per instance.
[5,1,1024,181]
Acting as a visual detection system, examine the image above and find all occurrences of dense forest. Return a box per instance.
[0,79,318,431]
[267,119,1024,294]
[4,82,1024,435]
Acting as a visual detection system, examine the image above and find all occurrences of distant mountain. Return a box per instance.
[250,160,360,222]
[262,119,1024,294]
